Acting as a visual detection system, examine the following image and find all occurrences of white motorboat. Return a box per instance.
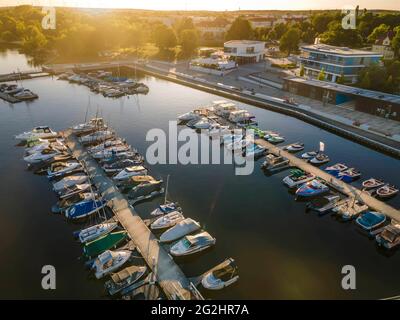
[53,174,88,193]
[16,126,58,141]
[13,89,38,101]
[207,124,230,137]
[201,258,239,290]
[102,159,142,174]
[170,232,216,257]
[266,134,285,144]
[93,250,131,279]
[220,134,243,145]
[214,102,237,117]
[150,202,181,216]
[78,222,119,243]
[285,143,304,153]
[177,109,203,122]
[150,211,185,230]
[23,148,61,164]
[228,110,254,123]
[262,154,290,171]
[80,130,114,144]
[47,161,82,179]
[283,169,316,188]
[58,183,91,199]
[113,166,148,181]
[301,151,318,159]
[226,136,252,151]
[88,138,125,153]
[193,117,212,130]
[159,218,201,243]
[309,153,330,165]
[72,118,106,133]
[243,144,266,158]
[25,139,66,155]
[92,145,131,159]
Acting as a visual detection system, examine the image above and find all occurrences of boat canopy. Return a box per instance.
[111,265,140,283]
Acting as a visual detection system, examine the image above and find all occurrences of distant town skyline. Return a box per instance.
[2,0,400,11]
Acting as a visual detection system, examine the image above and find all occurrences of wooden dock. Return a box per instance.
[255,138,400,222]
[63,130,201,300]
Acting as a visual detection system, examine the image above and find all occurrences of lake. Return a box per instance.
[0,49,399,299]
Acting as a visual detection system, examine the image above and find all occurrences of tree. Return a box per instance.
[180,29,199,56]
[173,17,195,39]
[392,28,400,58]
[273,23,287,39]
[299,64,305,77]
[318,68,326,81]
[319,21,363,47]
[336,73,345,84]
[367,24,390,43]
[152,24,177,51]
[279,28,300,56]
[225,17,253,40]
[311,13,336,34]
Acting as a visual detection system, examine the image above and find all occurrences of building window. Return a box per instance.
[246,47,255,54]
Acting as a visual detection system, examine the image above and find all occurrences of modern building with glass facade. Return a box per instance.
[299,44,382,83]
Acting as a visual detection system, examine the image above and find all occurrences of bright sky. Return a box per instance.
[2,0,400,11]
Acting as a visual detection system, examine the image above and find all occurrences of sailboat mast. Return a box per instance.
[164,174,170,204]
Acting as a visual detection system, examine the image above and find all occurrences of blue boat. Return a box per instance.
[356,211,387,231]
[295,179,329,198]
[337,168,361,183]
[65,199,107,220]
[324,163,348,177]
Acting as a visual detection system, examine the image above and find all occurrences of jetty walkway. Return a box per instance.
[64,129,202,300]
[256,138,400,222]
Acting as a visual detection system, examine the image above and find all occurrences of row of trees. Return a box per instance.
[0,6,200,62]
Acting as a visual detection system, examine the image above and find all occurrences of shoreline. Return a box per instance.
[41,60,400,158]
[133,64,400,159]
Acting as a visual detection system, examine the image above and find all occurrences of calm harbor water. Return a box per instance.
[0,49,399,299]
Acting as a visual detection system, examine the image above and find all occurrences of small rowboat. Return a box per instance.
[376,185,399,199]
[362,178,385,190]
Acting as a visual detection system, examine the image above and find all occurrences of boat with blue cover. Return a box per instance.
[325,163,348,176]
[337,168,361,183]
[64,198,107,219]
[356,211,387,231]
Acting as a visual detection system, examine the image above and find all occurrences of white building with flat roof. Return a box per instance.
[224,40,265,64]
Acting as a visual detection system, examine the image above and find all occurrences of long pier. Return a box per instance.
[255,138,400,222]
[63,130,201,300]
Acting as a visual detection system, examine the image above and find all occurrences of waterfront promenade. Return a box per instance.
[64,130,201,300]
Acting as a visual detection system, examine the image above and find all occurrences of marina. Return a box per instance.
[1,49,400,300]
